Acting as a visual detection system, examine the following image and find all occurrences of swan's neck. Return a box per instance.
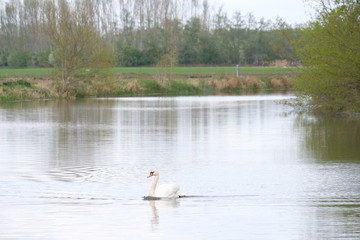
[149,175,159,197]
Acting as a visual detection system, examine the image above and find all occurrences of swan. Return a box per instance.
[147,170,183,198]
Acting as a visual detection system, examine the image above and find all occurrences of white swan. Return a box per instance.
[147,170,182,198]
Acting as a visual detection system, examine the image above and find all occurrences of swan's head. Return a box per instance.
[147,170,159,178]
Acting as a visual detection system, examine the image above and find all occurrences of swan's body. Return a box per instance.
[147,170,182,198]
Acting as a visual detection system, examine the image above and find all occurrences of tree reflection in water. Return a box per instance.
[295,114,360,163]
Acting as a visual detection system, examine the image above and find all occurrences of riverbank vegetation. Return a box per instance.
[0,0,359,114]
[0,79,51,102]
[293,0,360,113]
[0,74,292,101]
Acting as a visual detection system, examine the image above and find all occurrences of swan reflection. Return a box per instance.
[148,199,180,226]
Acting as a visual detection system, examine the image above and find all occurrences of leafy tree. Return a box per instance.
[295,0,360,113]
[141,28,164,65]
[271,18,301,61]
[142,44,162,66]
[118,44,145,66]
[179,17,202,64]
[226,12,247,64]
[212,17,233,64]
[199,34,219,64]
[41,0,113,96]
[156,47,178,84]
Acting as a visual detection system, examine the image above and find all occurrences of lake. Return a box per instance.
[1,94,359,240]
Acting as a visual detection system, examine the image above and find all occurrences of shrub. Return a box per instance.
[31,51,52,67]
[7,52,29,68]
[3,80,32,88]
[0,52,8,66]
[118,45,146,66]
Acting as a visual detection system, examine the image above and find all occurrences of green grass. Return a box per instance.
[0,68,52,75]
[0,66,300,76]
[112,66,299,75]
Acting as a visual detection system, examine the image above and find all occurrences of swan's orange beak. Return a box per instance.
[147,172,154,178]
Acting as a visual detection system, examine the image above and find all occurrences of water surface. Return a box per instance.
[1,95,360,240]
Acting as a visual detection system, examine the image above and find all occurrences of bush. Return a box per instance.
[3,80,32,88]
[0,52,8,66]
[7,52,29,68]
[31,51,52,67]
[118,45,146,66]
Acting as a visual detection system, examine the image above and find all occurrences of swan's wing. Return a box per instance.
[155,184,180,198]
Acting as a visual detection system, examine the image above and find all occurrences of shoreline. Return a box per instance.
[0,73,294,102]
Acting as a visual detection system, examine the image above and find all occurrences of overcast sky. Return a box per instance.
[0,0,315,25]
[217,0,315,24]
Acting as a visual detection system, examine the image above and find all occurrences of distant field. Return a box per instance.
[0,68,52,76]
[0,66,299,76]
[113,67,299,75]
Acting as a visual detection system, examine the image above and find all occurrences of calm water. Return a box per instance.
[1,95,360,240]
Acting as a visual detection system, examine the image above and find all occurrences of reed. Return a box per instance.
[212,76,268,91]
[269,76,292,89]
[0,75,294,102]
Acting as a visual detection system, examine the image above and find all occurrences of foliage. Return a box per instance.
[0,79,51,102]
[0,51,8,66]
[0,0,306,70]
[3,80,32,88]
[118,45,144,67]
[271,18,303,62]
[178,18,202,64]
[0,74,292,102]
[31,51,52,67]
[155,47,178,84]
[294,0,360,113]
[7,52,29,68]
[41,0,114,96]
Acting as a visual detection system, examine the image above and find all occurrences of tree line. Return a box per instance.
[0,0,301,68]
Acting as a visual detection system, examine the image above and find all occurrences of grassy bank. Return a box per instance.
[0,79,52,102]
[0,74,293,102]
[0,66,299,76]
